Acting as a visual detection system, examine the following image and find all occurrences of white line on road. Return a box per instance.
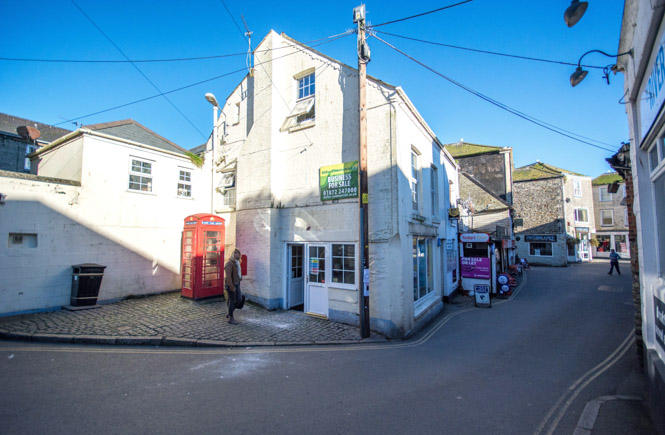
[533,329,636,435]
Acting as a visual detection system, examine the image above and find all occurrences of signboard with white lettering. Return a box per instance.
[641,31,665,142]
[524,235,557,243]
[460,233,490,243]
[320,161,359,201]
[474,284,491,308]
[655,296,665,353]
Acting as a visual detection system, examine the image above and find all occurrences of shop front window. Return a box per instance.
[596,235,611,253]
[530,242,553,256]
[614,234,628,254]
[413,237,433,301]
[332,244,355,285]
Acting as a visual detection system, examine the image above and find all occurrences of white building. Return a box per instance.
[0,119,208,315]
[204,31,460,338]
[617,1,665,428]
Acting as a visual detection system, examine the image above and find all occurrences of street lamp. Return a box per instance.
[564,0,588,28]
[569,49,633,87]
[205,93,220,213]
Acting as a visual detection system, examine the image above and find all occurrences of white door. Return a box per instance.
[306,244,328,318]
[287,244,304,309]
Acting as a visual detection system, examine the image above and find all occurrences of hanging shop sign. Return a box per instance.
[460,233,490,243]
[641,30,665,142]
[524,235,557,243]
[319,161,359,201]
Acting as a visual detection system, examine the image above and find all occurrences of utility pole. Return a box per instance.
[354,4,370,338]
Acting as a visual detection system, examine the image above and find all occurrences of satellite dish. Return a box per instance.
[16,125,41,141]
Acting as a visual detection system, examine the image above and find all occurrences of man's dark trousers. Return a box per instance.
[609,261,621,275]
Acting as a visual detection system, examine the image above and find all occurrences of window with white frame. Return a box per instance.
[574,208,588,223]
[601,209,614,226]
[129,158,153,192]
[234,102,240,125]
[413,237,434,302]
[217,171,236,209]
[332,244,355,285]
[573,179,582,197]
[431,166,439,218]
[625,207,629,227]
[599,186,612,202]
[281,71,315,131]
[530,242,553,256]
[177,169,192,198]
[410,149,420,212]
[24,145,36,171]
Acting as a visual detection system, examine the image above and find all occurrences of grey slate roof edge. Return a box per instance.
[85,119,189,155]
[0,169,80,186]
[0,112,71,142]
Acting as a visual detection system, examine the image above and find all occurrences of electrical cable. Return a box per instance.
[370,1,473,27]
[52,33,352,127]
[370,29,606,70]
[0,31,355,64]
[371,34,617,152]
[71,0,207,139]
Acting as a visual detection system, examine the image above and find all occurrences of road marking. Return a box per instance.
[534,329,636,435]
[0,274,529,357]
[573,395,642,434]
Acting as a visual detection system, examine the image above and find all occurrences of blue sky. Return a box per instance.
[0,1,627,178]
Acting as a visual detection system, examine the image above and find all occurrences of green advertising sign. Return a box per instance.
[320,161,359,201]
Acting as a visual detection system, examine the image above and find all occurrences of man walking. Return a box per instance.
[608,249,621,275]
[224,248,242,324]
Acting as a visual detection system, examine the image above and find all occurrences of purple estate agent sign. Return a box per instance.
[461,257,491,279]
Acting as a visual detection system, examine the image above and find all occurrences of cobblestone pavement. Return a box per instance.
[0,292,386,347]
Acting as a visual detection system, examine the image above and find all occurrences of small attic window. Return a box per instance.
[281,71,315,132]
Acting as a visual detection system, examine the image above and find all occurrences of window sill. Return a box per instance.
[127,189,156,196]
[432,219,441,225]
[215,207,236,213]
[176,196,194,200]
[411,213,426,222]
[414,292,438,319]
[287,120,315,133]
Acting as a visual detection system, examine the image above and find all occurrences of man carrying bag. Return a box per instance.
[224,248,245,324]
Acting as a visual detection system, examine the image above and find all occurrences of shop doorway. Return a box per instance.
[287,244,304,310]
[306,244,328,318]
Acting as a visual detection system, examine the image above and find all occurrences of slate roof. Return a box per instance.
[592,172,623,185]
[0,112,71,143]
[513,162,586,182]
[85,119,188,155]
[443,142,503,158]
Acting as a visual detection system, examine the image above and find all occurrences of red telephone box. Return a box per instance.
[181,214,225,299]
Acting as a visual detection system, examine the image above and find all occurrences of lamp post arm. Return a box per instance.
[577,49,634,68]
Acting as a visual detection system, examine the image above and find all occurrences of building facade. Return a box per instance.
[591,173,630,259]
[618,1,665,428]
[0,120,207,315]
[512,162,595,266]
[0,113,70,174]
[202,31,460,338]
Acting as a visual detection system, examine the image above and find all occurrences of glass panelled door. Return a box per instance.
[288,244,304,308]
[306,244,328,317]
[203,230,221,288]
[182,230,194,292]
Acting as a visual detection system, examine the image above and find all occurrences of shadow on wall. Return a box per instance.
[0,199,181,316]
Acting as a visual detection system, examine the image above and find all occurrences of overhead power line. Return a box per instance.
[71,0,206,139]
[0,31,355,64]
[371,34,616,153]
[370,1,473,28]
[53,32,352,127]
[370,29,606,70]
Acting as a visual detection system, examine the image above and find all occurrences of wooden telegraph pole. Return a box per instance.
[354,4,370,338]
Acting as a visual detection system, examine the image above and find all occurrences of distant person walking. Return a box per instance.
[224,248,242,324]
[608,249,621,275]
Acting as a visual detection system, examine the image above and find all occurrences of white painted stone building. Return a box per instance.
[204,31,460,338]
[0,120,208,315]
[617,1,665,428]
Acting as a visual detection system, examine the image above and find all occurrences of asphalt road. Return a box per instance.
[0,261,652,434]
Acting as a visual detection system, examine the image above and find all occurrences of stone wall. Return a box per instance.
[456,152,508,202]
